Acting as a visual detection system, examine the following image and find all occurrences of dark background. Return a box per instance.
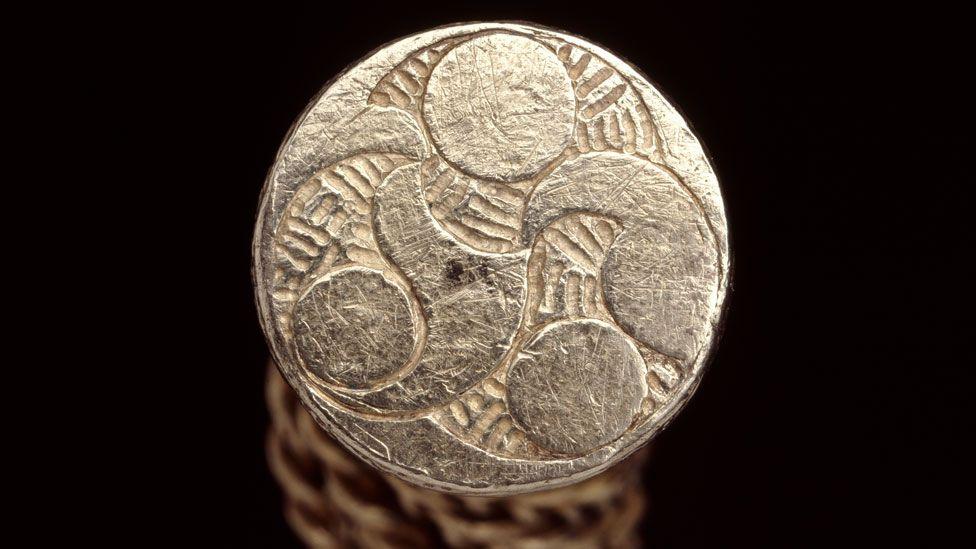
[133,2,970,547]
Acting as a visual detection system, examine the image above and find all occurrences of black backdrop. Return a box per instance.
[150,2,970,546]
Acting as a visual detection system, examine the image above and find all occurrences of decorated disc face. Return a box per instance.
[253,22,730,495]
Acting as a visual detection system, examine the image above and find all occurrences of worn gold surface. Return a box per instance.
[254,22,730,494]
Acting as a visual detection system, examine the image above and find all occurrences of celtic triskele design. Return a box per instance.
[263,30,722,465]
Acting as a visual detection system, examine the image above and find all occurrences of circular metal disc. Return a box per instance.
[253,21,730,495]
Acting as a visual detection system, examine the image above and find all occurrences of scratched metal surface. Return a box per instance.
[253,21,730,495]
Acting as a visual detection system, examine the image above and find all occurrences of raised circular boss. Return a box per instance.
[253,22,730,494]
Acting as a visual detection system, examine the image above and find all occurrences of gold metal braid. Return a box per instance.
[266,363,650,548]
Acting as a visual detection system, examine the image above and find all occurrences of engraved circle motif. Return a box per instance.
[422,34,576,182]
[293,268,416,391]
[254,22,730,495]
[507,320,645,456]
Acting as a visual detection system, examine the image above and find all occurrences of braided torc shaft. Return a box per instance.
[266,363,650,548]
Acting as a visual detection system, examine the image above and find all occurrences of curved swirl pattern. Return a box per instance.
[269,30,721,462]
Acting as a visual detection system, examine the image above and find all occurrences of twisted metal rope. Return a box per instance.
[266,363,650,548]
